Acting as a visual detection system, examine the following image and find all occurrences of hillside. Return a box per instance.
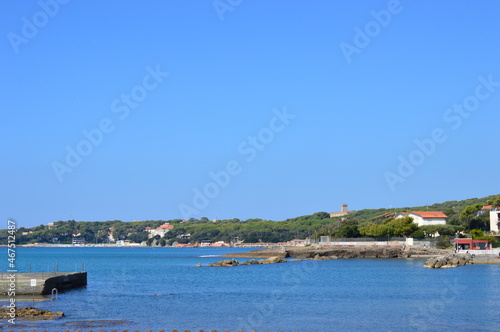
[1,194,498,245]
[348,194,499,221]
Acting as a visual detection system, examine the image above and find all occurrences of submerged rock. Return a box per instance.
[0,307,64,320]
[259,256,288,264]
[240,259,260,265]
[207,259,239,267]
[205,257,287,267]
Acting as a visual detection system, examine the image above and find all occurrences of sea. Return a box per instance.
[1,247,499,332]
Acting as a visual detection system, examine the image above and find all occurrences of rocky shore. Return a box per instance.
[0,307,64,320]
[423,253,472,268]
[199,256,288,267]
[222,246,444,260]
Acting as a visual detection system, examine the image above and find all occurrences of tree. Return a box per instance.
[337,225,361,238]
[419,225,460,237]
[470,229,496,242]
[390,217,419,237]
[487,196,500,208]
[129,232,148,243]
[411,229,425,238]
[312,212,330,220]
[470,212,490,230]
[359,217,417,238]
[442,208,456,217]
[459,204,484,230]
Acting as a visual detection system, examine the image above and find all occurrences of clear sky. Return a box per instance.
[2,0,499,227]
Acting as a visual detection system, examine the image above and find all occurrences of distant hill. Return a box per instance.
[1,194,498,245]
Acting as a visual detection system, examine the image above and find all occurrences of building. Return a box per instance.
[146,223,174,238]
[72,237,85,245]
[108,229,115,242]
[330,204,354,218]
[454,238,490,250]
[290,239,310,246]
[476,205,492,216]
[211,241,230,247]
[372,213,396,220]
[395,211,447,226]
[176,234,191,239]
[490,208,500,232]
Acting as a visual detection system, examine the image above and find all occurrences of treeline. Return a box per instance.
[1,194,499,245]
[158,216,334,246]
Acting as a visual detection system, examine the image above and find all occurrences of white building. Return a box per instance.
[290,239,310,246]
[490,208,500,232]
[145,223,174,238]
[395,211,447,227]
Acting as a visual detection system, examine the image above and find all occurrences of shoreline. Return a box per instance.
[221,246,500,265]
[220,246,447,259]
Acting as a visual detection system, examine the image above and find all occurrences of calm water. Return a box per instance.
[1,247,499,331]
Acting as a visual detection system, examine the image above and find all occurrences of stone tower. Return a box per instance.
[341,204,348,213]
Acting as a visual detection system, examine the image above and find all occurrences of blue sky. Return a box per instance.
[1,0,499,227]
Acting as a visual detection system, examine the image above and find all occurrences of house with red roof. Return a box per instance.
[395,211,448,226]
[145,223,174,238]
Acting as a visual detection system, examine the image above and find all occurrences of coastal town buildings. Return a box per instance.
[395,211,447,226]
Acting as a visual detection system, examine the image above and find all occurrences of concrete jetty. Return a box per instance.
[470,255,500,264]
[0,272,87,295]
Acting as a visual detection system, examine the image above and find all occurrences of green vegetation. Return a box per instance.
[469,229,496,243]
[1,194,499,246]
[359,216,418,238]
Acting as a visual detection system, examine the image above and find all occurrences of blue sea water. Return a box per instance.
[1,247,499,332]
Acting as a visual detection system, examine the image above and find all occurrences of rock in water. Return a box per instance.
[0,307,64,320]
[207,259,239,267]
[423,258,438,268]
[423,254,472,269]
[267,256,287,264]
